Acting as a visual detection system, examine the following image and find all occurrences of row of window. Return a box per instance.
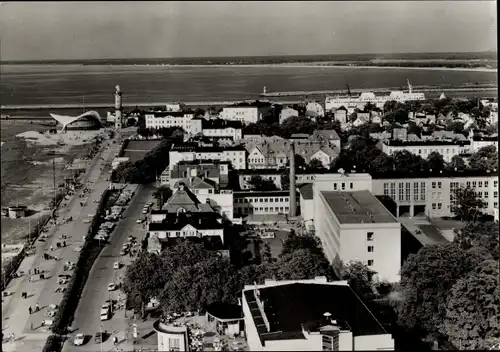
[333,182,354,191]
[235,197,289,203]
[236,206,289,214]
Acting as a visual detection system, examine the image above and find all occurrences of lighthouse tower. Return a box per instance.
[114,84,123,129]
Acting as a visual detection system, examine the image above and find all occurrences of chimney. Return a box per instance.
[289,143,297,217]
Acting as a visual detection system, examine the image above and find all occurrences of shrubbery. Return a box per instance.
[42,334,63,352]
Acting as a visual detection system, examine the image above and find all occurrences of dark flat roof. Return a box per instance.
[384,140,470,146]
[321,190,397,224]
[244,283,386,345]
[298,183,313,200]
[206,302,243,320]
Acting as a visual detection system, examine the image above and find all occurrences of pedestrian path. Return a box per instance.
[2,135,120,352]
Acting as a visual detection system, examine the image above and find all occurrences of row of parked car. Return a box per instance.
[94,222,116,242]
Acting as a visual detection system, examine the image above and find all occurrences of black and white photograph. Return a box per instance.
[0,1,498,351]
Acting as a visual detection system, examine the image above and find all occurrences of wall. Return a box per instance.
[382,143,469,163]
[372,176,499,218]
[242,291,264,352]
[157,330,188,352]
[222,150,246,170]
[221,107,260,124]
[300,194,314,226]
[339,224,401,283]
[169,151,195,168]
[354,334,394,351]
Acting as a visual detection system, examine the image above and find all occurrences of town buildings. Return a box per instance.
[371,172,499,218]
[169,144,247,170]
[313,190,401,282]
[145,110,195,131]
[233,191,294,218]
[279,107,299,124]
[189,118,243,141]
[242,277,394,351]
[380,140,471,163]
[165,160,230,189]
[220,106,262,124]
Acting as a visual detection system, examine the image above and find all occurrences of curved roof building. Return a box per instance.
[50,111,103,131]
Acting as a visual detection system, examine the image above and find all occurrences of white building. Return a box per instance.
[145,111,195,131]
[305,102,325,118]
[279,107,299,124]
[380,140,471,163]
[220,106,262,124]
[242,277,394,352]
[111,157,129,170]
[203,127,242,140]
[169,144,247,170]
[325,90,425,112]
[233,191,292,218]
[371,173,499,218]
[314,190,401,282]
[299,183,314,232]
[153,320,189,352]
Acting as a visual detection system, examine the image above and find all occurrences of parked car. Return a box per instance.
[136,219,143,224]
[113,262,120,270]
[94,332,102,343]
[108,283,116,291]
[73,333,85,346]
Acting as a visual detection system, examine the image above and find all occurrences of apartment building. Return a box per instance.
[220,106,262,124]
[233,191,294,218]
[242,277,394,352]
[314,190,401,282]
[189,118,244,140]
[380,140,471,163]
[470,135,498,153]
[371,171,499,218]
[145,111,195,131]
[169,144,247,170]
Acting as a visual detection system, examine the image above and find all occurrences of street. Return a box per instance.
[63,183,156,352]
[2,133,121,352]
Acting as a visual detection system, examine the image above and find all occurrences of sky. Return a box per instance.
[0,1,496,61]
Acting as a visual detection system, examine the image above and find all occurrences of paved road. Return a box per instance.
[2,132,122,352]
[63,184,156,352]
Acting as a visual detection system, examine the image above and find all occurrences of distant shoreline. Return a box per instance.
[0,63,497,73]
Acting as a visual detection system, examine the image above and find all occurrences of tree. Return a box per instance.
[448,155,467,172]
[453,222,499,260]
[194,108,205,117]
[446,121,464,134]
[276,249,336,281]
[259,242,273,264]
[443,260,500,350]
[291,154,306,171]
[450,187,486,222]
[469,145,498,171]
[394,109,409,124]
[280,230,323,257]
[307,158,325,171]
[153,186,173,208]
[123,252,166,317]
[280,173,290,191]
[369,154,393,175]
[427,151,445,172]
[340,261,377,302]
[393,244,482,334]
[392,150,428,175]
[407,123,422,137]
[247,175,278,191]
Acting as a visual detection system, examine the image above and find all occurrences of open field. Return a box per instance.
[0,120,107,244]
[122,139,161,162]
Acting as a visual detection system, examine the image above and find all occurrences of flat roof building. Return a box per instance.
[314,190,401,282]
[242,277,394,351]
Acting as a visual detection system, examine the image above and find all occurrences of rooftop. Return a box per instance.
[384,140,471,147]
[321,190,397,224]
[148,213,223,231]
[206,302,243,320]
[234,190,292,198]
[244,282,387,345]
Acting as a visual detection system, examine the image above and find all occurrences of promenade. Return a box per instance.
[1,131,121,352]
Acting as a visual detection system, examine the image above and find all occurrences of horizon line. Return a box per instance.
[1,50,497,63]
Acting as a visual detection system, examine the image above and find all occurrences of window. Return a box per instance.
[495,191,498,198]
[169,338,180,351]
[341,183,346,190]
[264,207,268,212]
[175,231,181,236]
[472,181,477,188]
[479,181,483,187]
[495,202,498,208]
[438,203,442,209]
[485,181,489,187]
[367,232,374,241]
[390,183,396,200]
[478,192,483,198]
[275,198,279,202]
[368,260,374,266]
[406,182,411,201]
[432,182,436,189]
[285,207,289,212]
[367,246,374,252]
[495,181,498,188]
[467,181,471,187]
[208,189,213,194]
[438,182,442,189]
[384,183,389,196]
[432,203,436,210]
[270,198,273,202]
[484,192,489,198]
[350,182,353,189]
[432,192,436,199]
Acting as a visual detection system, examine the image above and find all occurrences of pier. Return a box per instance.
[260,85,498,97]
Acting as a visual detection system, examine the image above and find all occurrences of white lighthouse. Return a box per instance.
[114,84,123,129]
